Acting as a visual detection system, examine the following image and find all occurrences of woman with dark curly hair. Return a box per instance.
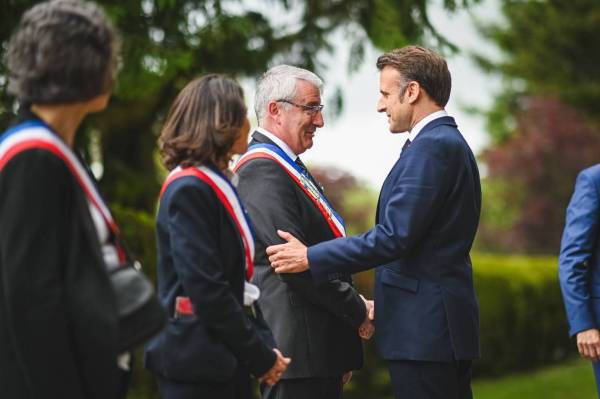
[144,75,290,399]
[0,1,126,398]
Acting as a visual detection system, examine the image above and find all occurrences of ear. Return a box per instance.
[267,100,279,118]
[405,81,421,105]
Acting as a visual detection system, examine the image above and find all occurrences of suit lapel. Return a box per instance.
[376,157,403,223]
[375,116,457,223]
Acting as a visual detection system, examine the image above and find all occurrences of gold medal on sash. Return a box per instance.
[299,174,335,221]
[299,174,321,201]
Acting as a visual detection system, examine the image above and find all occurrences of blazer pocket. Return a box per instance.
[381,269,419,293]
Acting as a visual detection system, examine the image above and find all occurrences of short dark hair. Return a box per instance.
[6,0,119,104]
[159,75,247,171]
[376,45,451,107]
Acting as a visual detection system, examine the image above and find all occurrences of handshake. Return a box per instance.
[258,294,374,387]
[359,295,375,340]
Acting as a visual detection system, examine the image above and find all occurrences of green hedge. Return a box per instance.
[472,253,573,375]
[113,207,574,397]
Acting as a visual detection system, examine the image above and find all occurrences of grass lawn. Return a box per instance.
[473,358,596,399]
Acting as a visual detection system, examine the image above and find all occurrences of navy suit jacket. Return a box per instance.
[145,172,276,383]
[559,164,600,337]
[308,116,482,361]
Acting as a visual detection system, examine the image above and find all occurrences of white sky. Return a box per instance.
[242,0,502,188]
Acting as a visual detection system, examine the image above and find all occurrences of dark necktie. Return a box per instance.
[401,138,411,156]
[295,157,324,194]
[295,157,309,174]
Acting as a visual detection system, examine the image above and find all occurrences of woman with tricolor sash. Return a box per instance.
[0,1,127,398]
[143,75,290,399]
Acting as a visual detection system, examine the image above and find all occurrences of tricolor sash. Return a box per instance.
[160,165,256,282]
[233,143,346,238]
[0,120,125,263]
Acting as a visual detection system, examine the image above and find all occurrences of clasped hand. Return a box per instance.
[258,348,291,386]
[359,295,375,340]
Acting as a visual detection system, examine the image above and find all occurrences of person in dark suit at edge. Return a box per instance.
[235,65,375,399]
[267,47,482,399]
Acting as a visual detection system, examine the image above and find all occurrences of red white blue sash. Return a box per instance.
[233,143,346,238]
[0,120,125,262]
[160,165,255,281]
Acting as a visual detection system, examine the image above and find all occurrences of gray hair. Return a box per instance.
[6,0,119,104]
[254,65,323,123]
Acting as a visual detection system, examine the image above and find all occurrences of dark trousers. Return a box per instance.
[387,360,472,399]
[262,376,343,399]
[158,366,253,399]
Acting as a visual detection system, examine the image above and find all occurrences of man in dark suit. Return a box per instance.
[235,65,373,399]
[559,164,600,397]
[267,46,482,399]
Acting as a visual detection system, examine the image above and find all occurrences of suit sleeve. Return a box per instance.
[307,137,450,283]
[559,171,600,336]
[237,159,367,328]
[167,181,276,376]
[0,150,87,398]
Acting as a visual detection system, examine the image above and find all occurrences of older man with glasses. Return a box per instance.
[234,65,374,399]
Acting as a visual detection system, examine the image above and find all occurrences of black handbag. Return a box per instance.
[111,253,167,352]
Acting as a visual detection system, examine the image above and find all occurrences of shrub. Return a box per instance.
[472,253,572,376]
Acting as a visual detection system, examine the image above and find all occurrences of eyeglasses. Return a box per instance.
[276,99,324,115]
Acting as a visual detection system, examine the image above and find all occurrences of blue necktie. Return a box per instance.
[401,138,411,157]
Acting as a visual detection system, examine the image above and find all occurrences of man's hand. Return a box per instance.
[342,371,353,385]
[359,319,374,340]
[259,348,291,386]
[358,295,375,339]
[266,230,309,274]
[577,328,600,361]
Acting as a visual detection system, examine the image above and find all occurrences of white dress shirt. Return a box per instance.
[408,109,448,142]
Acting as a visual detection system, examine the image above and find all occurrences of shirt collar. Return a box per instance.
[408,110,448,142]
[255,127,298,160]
